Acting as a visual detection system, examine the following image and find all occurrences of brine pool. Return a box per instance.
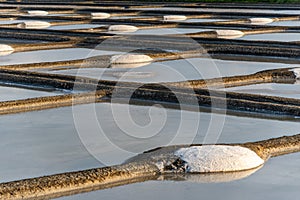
[0,6,300,199]
[240,32,300,42]
[0,103,299,200]
[46,57,297,82]
[59,152,300,200]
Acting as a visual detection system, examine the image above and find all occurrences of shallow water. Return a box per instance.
[269,20,300,27]
[223,83,300,99]
[0,48,119,66]
[47,57,296,83]
[0,85,60,101]
[0,3,300,200]
[58,152,300,200]
[0,20,26,25]
[123,28,212,35]
[134,7,300,14]
[1,103,300,183]
[240,33,300,42]
[49,24,104,30]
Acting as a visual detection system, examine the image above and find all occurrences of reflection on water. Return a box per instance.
[159,166,262,183]
[47,57,296,83]
[58,153,300,200]
[130,28,212,35]
[0,85,60,101]
[269,20,300,27]
[133,7,300,14]
[0,48,120,65]
[223,83,300,99]
[240,33,300,42]
[0,4,300,200]
[1,103,300,183]
[48,24,104,30]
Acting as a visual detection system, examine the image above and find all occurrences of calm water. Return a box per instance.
[1,103,300,183]
[49,24,104,30]
[0,48,120,65]
[58,152,300,200]
[0,85,61,101]
[47,57,297,83]
[224,83,300,99]
[123,28,212,35]
[0,5,300,200]
[240,33,300,42]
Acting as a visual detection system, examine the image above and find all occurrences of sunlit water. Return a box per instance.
[223,83,300,99]
[1,103,300,183]
[0,48,120,65]
[58,152,300,200]
[48,24,104,30]
[47,57,297,83]
[0,4,300,200]
[240,33,300,42]
[269,20,300,26]
[121,28,212,35]
[133,7,300,15]
[0,85,61,101]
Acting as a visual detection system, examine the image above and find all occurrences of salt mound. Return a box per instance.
[249,18,273,25]
[290,68,300,79]
[174,145,264,173]
[108,25,138,32]
[215,30,244,39]
[163,15,187,21]
[17,21,51,29]
[27,10,49,16]
[0,44,14,56]
[110,54,153,64]
[91,12,111,19]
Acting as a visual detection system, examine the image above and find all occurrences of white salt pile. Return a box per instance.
[91,12,111,19]
[174,145,264,173]
[110,54,153,64]
[108,25,138,32]
[249,18,274,25]
[0,44,14,56]
[17,21,51,29]
[215,30,244,39]
[163,15,187,21]
[27,10,49,16]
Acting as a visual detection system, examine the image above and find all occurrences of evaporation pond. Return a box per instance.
[240,33,300,42]
[0,48,120,65]
[0,85,61,101]
[58,152,300,200]
[46,57,297,83]
[223,83,300,99]
[1,102,300,183]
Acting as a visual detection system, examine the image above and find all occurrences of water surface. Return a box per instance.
[1,103,299,183]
